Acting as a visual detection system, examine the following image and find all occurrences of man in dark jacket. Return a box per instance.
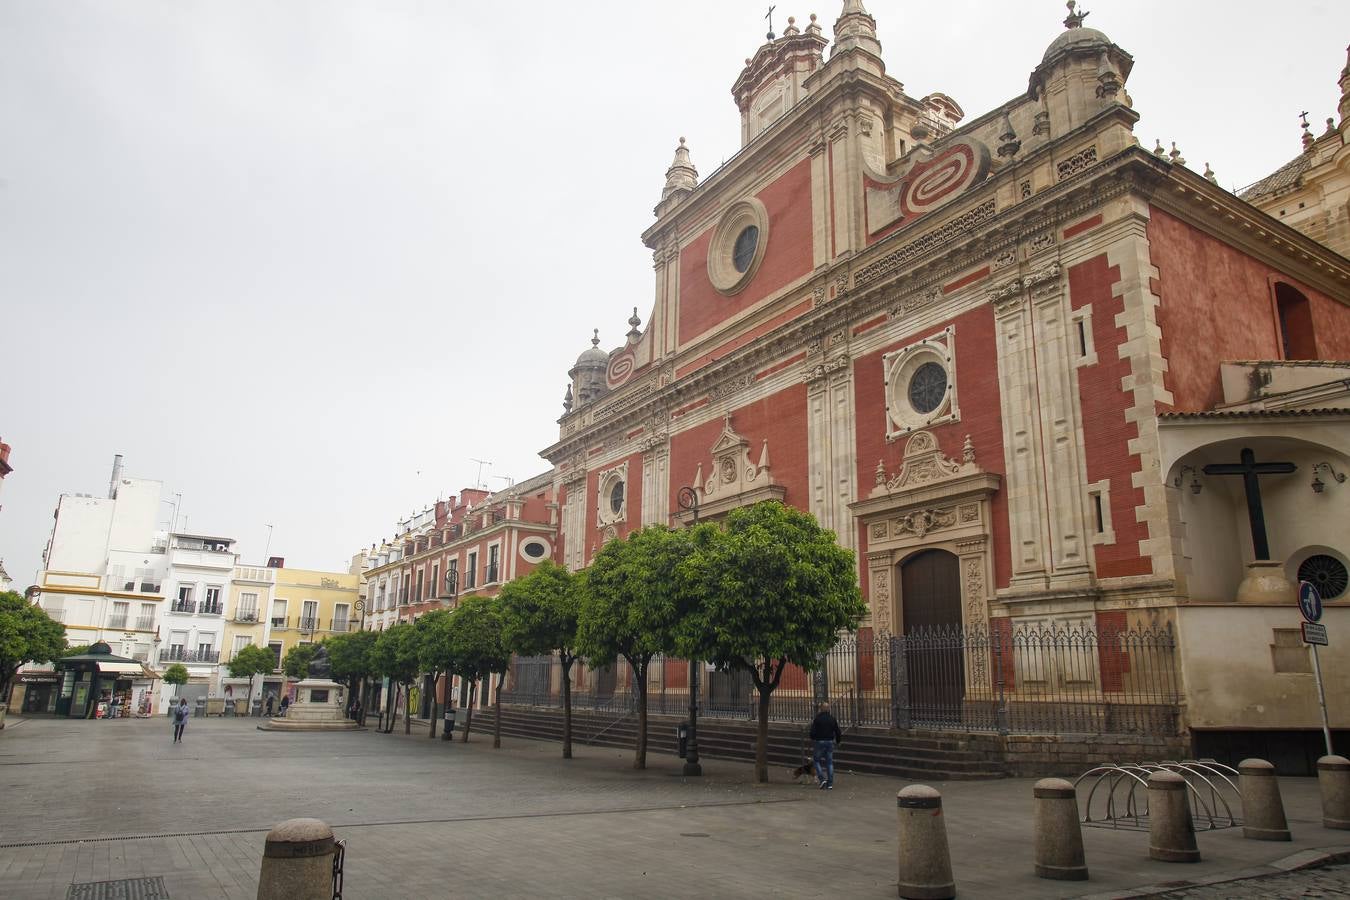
[809,702,843,789]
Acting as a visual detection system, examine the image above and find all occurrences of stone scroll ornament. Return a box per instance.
[864,138,993,236]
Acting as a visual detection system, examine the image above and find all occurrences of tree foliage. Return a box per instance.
[281,642,318,680]
[414,610,454,738]
[578,526,704,769]
[447,596,510,745]
[499,560,583,757]
[681,501,865,782]
[325,630,378,689]
[162,662,189,702]
[0,591,67,702]
[371,622,420,733]
[226,644,275,702]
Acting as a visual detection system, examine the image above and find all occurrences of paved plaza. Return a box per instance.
[0,715,1348,899]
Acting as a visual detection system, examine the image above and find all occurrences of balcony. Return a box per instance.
[108,616,128,630]
[271,616,289,629]
[159,648,220,664]
[234,610,259,623]
[199,602,224,616]
[398,587,410,606]
[169,547,234,570]
[135,616,155,630]
[484,563,499,585]
[330,620,351,633]
[171,600,196,614]
[298,616,319,632]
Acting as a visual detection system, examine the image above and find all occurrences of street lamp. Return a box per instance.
[442,569,459,741]
[676,486,702,776]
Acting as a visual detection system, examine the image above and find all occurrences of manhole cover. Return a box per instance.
[67,876,169,899]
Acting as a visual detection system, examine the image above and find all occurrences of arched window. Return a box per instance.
[1274,281,1316,360]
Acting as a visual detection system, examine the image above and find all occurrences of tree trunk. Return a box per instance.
[756,685,772,783]
[561,657,573,760]
[493,672,503,749]
[384,684,398,733]
[404,681,412,734]
[428,672,438,738]
[462,679,477,742]
[632,659,648,770]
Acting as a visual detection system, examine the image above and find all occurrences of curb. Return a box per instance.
[1075,846,1350,899]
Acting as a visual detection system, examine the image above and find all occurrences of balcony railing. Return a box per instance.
[398,587,410,606]
[298,616,319,632]
[159,648,220,664]
[199,602,224,616]
[234,610,259,623]
[109,616,128,630]
[271,616,289,629]
[171,600,196,614]
[135,616,154,630]
[330,620,351,633]
[484,563,499,584]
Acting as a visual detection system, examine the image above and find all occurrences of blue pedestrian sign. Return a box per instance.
[1299,580,1323,624]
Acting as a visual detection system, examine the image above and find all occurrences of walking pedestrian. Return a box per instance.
[172,697,189,743]
[809,702,843,790]
[265,693,275,717]
[279,694,290,717]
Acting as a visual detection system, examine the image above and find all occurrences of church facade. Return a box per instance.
[542,2,1350,761]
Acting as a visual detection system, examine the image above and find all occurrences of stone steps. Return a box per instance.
[469,704,1008,781]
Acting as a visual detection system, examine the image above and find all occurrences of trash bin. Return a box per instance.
[252,698,264,717]
[442,707,458,741]
[677,723,689,759]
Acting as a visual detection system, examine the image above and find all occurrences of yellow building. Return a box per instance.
[221,564,281,709]
[266,566,360,673]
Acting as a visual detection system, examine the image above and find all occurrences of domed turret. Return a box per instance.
[1042,1,1111,63]
[567,329,610,410]
[1028,2,1134,139]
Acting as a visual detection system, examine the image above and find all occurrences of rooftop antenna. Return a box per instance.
[471,458,492,489]
[765,4,777,39]
[262,524,274,565]
[493,475,516,491]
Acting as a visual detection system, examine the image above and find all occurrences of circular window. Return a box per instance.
[521,540,548,562]
[1299,554,1348,599]
[707,199,769,296]
[732,226,759,273]
[609,481,625,514]
[907,362,948,414]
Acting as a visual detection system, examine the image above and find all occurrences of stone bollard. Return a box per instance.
[1147,771,1200,862]
[897,785,955,899]
[1318,755,1350,830]
[1238,758,1290,841]
[257,818,338,900]
[1033,778,1088,880]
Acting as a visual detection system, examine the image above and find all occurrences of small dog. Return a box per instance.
[787,762,816,782]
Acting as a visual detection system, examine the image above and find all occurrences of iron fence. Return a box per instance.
[498,622,1181,737]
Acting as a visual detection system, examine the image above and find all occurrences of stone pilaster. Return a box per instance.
[992,283,1053,589]
[805,343,858,555]
[640,442,670,527]
[1028,264,1093,585]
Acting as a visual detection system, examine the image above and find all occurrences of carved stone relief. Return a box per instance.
[872,430,980,497]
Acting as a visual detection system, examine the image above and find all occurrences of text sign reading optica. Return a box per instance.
[1302,622,1329,646]
[1299,581,1324,624]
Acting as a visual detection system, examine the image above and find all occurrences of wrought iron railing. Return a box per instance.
[199,602,224,616]
[135,616,155,630]
[496,623,1182,737]
[171,600,196,614]
[159,648,220,663]
[299,616,319,631]
[234,610,259,623]
[108,616,128,630]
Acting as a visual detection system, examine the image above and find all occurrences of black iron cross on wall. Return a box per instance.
[1203,447,1296,561]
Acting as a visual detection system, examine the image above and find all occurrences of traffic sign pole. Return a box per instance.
[1312,643,1334,757]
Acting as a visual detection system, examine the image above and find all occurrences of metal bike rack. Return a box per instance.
[1073,759,1242,831]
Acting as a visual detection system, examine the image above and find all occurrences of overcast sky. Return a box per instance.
[2,0,1347,585]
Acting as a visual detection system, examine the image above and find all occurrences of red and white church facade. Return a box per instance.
[542,2,1350,762]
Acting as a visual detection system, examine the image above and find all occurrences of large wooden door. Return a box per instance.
[900,549,964,725]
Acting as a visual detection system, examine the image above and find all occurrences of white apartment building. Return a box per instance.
[158,532,236,710]
[32,456,166,712]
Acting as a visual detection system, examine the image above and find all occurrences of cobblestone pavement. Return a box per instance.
[1,715,1347,899]
[1153,863,1350,897]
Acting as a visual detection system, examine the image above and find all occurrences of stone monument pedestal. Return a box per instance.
[258,679,361,732]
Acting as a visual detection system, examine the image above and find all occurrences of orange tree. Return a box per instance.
[679,502,864,783]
